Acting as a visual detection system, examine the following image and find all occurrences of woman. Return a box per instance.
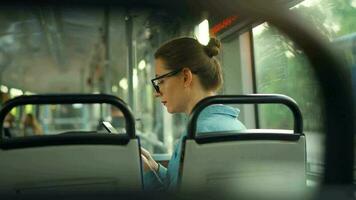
[142,37,246,190]
[23,113,43,136]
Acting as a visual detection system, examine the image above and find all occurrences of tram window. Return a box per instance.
[253,22,327,185]
[0,6,197,155]
[252,0,356,184]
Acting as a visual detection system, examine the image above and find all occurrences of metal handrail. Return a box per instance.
[0,94,136,138]
[187,94,303,139]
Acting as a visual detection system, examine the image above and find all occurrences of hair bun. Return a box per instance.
[204,38,221,58]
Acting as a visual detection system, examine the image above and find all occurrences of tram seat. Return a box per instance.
[179,129,306,197]
[0,134,142,195]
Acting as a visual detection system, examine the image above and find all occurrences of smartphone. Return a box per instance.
[102,121,118,133]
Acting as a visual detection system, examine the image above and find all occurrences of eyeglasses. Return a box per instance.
[151,68,182,93]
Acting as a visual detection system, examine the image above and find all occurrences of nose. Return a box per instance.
[154,90,161,97]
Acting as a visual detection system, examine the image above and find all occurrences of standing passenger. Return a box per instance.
[142,37,246,190]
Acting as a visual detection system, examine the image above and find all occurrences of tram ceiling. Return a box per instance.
[0,7,106,93]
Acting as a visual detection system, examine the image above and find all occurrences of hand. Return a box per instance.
[141,147,159,173]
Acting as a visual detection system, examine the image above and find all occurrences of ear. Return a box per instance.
[182,68,193,87]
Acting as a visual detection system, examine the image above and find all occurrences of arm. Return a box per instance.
[141,148,168,190]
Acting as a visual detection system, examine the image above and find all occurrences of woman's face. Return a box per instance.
[154,58,187,113]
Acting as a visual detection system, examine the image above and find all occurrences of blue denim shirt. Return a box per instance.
[143,104,246,190]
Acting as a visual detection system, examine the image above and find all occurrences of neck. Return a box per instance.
[185,90,215,115]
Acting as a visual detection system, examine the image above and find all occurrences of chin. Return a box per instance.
[166,108,175,114]
[166,106,178,114]
[168,108,184,114]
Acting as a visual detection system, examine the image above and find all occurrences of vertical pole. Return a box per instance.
[125,12,134,110]
[248,29,260,129]
[104,7,111,95]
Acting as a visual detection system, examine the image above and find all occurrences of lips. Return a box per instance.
[161,101,167,106]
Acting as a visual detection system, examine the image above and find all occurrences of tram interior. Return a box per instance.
[0,0,355,198]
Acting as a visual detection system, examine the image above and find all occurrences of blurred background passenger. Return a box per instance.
[23,113,43,136]
[110,106,125,131]
[3,113,19,138]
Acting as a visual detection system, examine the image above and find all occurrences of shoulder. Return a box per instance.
[198,104,240,120]
[196,105,246,133]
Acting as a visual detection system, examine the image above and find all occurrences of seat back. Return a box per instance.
[180,95,306,198]
[180,130,306,197]
[0,94,142,195]
[0,135,142,194]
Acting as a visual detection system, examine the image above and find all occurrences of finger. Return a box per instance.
[140,147,151,158]
[141,155,149,172]
[141,154,148,162]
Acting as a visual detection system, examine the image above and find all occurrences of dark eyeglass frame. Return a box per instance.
[151,68,182,93]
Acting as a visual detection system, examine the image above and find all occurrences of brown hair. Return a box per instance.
[154,37,223,91]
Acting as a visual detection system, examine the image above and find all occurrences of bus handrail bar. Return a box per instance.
[187,94,303,139]
[0,94,136,138]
